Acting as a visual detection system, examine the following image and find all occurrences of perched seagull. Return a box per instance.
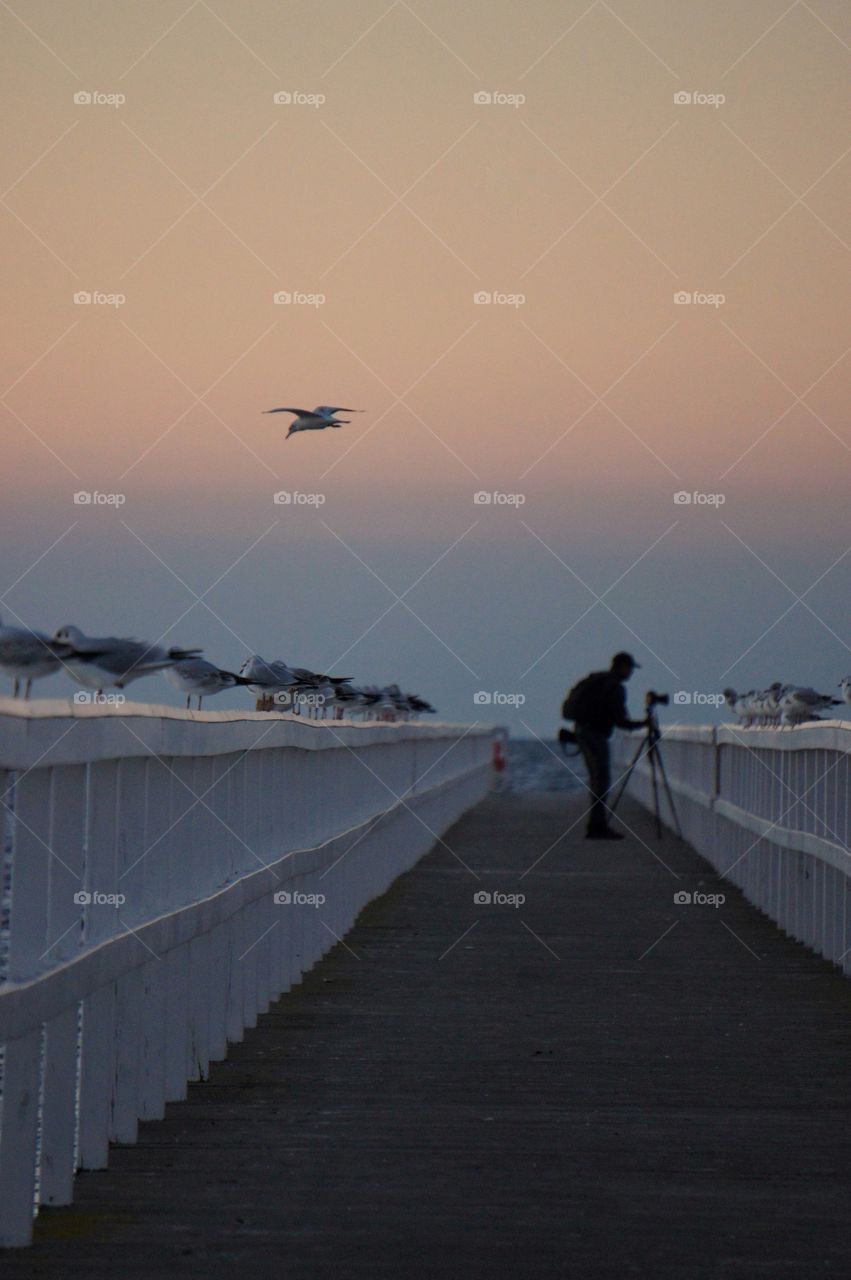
[838,677,851,711]
[722,688,757,727]
[239,655,299,699]
[761,682,791,726]
[747,684,782,727]
[722,688,739,718]
[329,682,362,719]
[165,658,254,710]
[53,625,202,694]
[359,685,383,718]
[263,405,364,439]
[284,667,353,715]
[238,656,351,713]
[407,693,436,717]
[779,686,840,728]
[0,614,66,697]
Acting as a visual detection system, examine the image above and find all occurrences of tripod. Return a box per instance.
[609,708,682,839]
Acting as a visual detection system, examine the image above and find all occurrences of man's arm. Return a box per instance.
[611,683,646,731]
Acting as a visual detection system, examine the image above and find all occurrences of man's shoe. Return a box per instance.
[585,828,624,841]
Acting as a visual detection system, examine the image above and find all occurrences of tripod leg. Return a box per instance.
[649,746,662,838]
[654,746,683,840]
[609,733,650,814]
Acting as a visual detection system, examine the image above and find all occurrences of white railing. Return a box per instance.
[0,699,494,1246]
[612,721,851,973]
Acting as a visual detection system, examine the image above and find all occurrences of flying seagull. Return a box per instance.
[263,405,364,438]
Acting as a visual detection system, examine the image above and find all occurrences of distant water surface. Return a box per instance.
[501,738,585,793]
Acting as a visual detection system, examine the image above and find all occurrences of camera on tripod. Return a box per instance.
[610,688,682,839]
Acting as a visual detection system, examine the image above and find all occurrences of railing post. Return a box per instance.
[39,1004,79,1207]
[0,707,495,1251]
[0,1027,42,1246]
[77,981,115,1169]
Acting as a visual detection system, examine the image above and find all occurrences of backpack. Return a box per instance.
[562,672,605,722]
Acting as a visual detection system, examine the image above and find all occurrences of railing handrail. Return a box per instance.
[651,719,851,752]
[612,721,850,979]
[0,696,493,769]
[0,763,472,1044]
[0,704,495,1245]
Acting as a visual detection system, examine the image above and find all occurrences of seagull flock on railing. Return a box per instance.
[0,615,437,718]
[2,615,849,727]
[722,682,849,728]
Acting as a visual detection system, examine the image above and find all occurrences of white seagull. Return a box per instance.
[263,405,364,439]
[779,686,840,728]
[838,676,851,711]
[165,658,254,710]
[53,625,202,694]
[239,655,300,700]
[0,614,66,697]
[722,688,758,727]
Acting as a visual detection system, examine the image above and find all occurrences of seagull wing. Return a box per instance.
[91,639,164,674]
[313,406,362,417]
[263,407,319,418]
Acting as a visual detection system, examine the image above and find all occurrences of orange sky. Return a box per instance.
[1,0,849,728]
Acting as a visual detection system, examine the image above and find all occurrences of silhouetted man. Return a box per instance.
[565,652,648,840]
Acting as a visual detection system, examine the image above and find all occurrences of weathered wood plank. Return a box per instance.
[5,793,850,1278]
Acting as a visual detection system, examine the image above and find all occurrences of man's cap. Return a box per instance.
[611,651,641,669]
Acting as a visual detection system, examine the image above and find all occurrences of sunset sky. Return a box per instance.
[1,0,849,732]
